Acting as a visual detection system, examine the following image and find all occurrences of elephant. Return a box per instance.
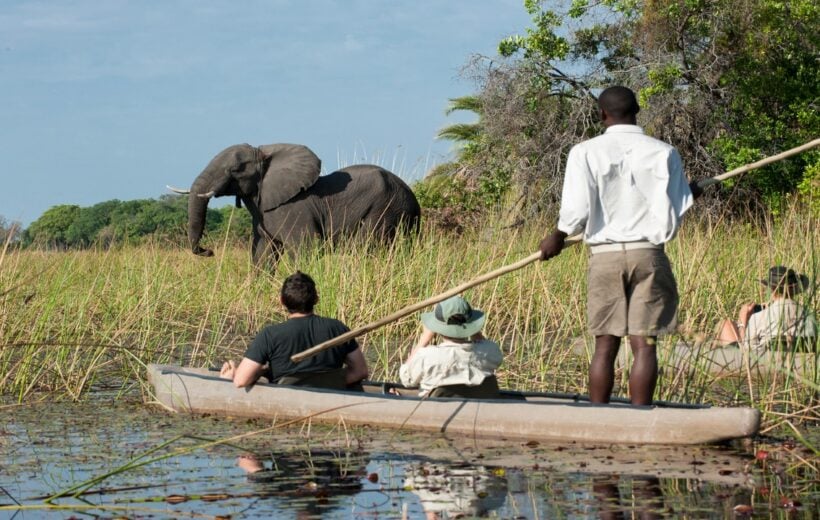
[173,143,421,263]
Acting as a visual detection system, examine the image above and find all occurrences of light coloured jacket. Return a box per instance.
[399,339,503,397]
[744,299,817,352]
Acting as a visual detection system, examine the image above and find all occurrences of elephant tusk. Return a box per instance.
[197,191,216,199]
[166,185,190,194]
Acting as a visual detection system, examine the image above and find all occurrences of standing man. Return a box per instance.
[539,86,697,405]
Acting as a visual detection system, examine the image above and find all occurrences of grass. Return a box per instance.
[0,202,816,437]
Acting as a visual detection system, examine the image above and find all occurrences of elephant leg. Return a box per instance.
[251,230,263,262]
[252,228,282,266]
[361,211,399,244]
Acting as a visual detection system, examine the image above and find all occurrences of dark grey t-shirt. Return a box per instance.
[244,315,358,381]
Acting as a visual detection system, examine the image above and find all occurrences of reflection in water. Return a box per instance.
[592,476,664,520]
[236,449,365,518]
[402,462,507,519]
[3,402,816,519]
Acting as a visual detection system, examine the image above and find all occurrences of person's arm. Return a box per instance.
[343,348,369,384]
[404,325,436,363]
[399,353,424,388]
[227,327,273,388]
[556,146,590,236]
[688,180,704,200]
[735,303,759,342]
[541,146,587,260]
[222,357,266,388]
[415,326,435,349]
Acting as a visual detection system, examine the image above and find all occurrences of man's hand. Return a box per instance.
[737,303,760,328]
[689,180,704,200]
[539,230,567,260]
[220,360,236,380]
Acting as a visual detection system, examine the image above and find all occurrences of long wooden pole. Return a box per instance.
[695,137,820,188]
[292,238,582,362]
[292,137,820,363]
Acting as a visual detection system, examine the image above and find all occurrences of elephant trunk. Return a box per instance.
[187,172,216,257]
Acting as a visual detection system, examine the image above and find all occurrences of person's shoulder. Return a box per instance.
[313,314,346,325]
[473,338,502,351]
[416,344,447,358]
[572,134,604,151]
[636,132,678,153]
[257,321,286,334]
[253,320,292,343]
[312,314,352,331]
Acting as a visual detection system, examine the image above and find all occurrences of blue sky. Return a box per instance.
[0,0,532,226]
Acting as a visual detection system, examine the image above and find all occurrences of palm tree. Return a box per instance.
[436,95,484,150]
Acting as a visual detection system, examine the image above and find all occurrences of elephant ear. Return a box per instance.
[258,144,321,211]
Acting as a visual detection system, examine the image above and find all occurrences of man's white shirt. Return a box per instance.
[557,124,693,245]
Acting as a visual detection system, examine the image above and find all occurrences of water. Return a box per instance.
[1,399,816,518]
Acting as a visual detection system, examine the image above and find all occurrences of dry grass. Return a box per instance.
[0,203,816,435]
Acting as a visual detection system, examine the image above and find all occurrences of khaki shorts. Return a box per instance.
[587,248,678,337]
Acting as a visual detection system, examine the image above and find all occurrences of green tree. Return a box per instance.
[436,95,484,156]
[212,204,253,244]
[22,196,248,250]
[419,92,516,229]
[25,205,81,248]
[64,200,121,247]
[449,0,818,218]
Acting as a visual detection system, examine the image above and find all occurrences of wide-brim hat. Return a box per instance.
[421,295,485,339]
[760,265,809,293]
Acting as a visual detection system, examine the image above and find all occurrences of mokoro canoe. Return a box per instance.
[663,344,817,377]
[573,341,817,377]
[146,364,760,445]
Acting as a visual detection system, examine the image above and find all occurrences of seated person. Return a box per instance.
[220,271,368,389]
[399,295,503,398]
[717,266,817,352]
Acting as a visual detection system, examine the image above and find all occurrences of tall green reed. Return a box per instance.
[0,203,816,433]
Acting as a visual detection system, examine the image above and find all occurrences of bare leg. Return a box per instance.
[716,318,741,346]
[628,336,657,406]
[590,335,622,404]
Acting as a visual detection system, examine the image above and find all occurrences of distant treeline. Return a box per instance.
[4,1,818,249]
[5,195,252,250]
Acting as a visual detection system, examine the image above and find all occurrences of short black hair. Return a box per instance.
[281,271,319,314]
[598,86,640,119]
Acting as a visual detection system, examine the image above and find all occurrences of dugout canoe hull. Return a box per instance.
[664,345,817,377]
[573,341,817,377]
[146,364,760,445]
